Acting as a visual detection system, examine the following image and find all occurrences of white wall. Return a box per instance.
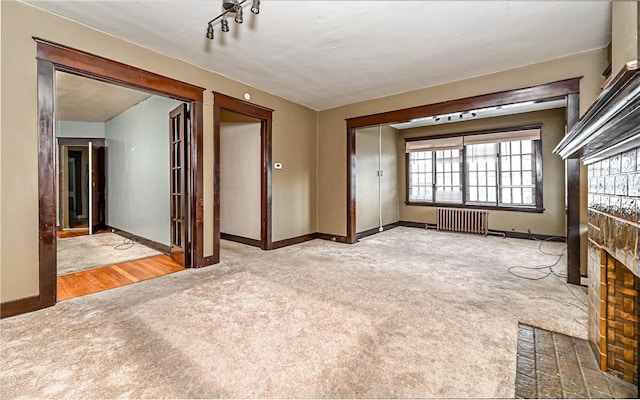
[105,96,182,246]
[220,122,261,240]
[57,121,105,138]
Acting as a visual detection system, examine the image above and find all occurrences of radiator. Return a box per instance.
[437,208,489,236]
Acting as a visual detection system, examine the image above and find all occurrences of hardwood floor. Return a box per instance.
[57,229,108,239]
[57,255,185,301]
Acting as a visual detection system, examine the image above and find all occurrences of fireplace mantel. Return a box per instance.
[554,60,640,163]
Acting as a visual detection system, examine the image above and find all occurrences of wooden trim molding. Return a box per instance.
[221,233,262,248]
[316,233,350,244]
[346,77,581,129]
[398,220,565,242]
[57,138,106,147]
[9,38,207,318]
[271,233,318,249]
[108,227,171,254]
[34,37,204,101]
[1,296,43,319]
[356,222,399,240]
[213,92,273,261]
[346,78,582,267]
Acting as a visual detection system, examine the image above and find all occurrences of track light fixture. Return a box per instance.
[206,0,260,39]
[251,0,260,14]
[235,5,243,23]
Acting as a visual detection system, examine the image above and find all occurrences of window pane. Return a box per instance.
[522,155,532,171]
[469,187,478,201]
[487,172,496,186]
[521,140,532,154]
[501,172,511,185]
[469,172,477,186]
[488,188,497,202]
[501,142,510,155]
[512,188,522,204]
[408,151,434,202]
[436,188,462,203]
[501,156,510,170]
[512,172,522,185]
[523,173,532,186]
[511,141,521,154]
[511,155,521,171]
[523,188,533,204]
[478,187,487,202]
[478,173,487,186]
[501,188,511,203]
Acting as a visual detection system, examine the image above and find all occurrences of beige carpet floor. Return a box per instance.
[57,233,162,275]
[1,227,587,398]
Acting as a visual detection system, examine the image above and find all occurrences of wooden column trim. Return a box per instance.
[38,59,57,308]
[566,93,581,285]
[346,127,357,244]
[213,105,222,264]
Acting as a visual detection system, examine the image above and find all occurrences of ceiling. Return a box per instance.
[56,72,151,122]
[27,1,611,111]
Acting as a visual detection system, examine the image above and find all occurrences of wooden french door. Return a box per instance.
[169,104,189,266]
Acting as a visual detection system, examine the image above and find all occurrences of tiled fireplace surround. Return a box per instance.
[587,147,640,385]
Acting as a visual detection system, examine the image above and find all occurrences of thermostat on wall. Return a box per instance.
[274,162,283,170]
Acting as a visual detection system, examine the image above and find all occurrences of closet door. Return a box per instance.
[380,127,399,226]
[355,127,381,233]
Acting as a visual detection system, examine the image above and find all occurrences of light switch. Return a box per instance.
[274,162,283,170]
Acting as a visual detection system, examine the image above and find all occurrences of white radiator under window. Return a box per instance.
[437,207,489,236]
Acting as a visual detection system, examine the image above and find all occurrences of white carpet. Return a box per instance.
[57,233,162,275]
[3,228,588,398]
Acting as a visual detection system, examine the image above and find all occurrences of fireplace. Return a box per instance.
[555,61,640,388]
[587,149,639,385]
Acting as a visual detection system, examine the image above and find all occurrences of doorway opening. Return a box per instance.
[21,38,209,315]
[345,78,583,284]
[219,110,263,249]
[213,92,273,263]
[54,71,191,300]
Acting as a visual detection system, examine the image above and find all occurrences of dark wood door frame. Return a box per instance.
[345,77,583,285]
[1,38,208,318]
[213,92,273,262]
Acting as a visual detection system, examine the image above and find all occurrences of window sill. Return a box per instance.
[404,201,545,214]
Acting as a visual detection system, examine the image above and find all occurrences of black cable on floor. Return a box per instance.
[507,236,588,310]
[114,237,136,250]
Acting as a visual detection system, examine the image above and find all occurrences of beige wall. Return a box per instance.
[220,122,262,240]
[612,1,638,74]
[398,109,567,236]
[317,49,607,238]
[355,125,399,233]
[0,1,317,302]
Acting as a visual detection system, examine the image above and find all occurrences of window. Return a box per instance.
[406,127,542,210]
